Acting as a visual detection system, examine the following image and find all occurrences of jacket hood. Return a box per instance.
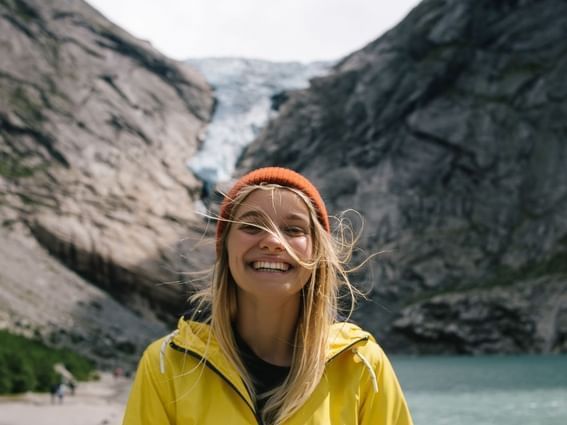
[326,321,372,360]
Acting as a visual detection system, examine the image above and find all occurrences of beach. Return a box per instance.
[0,373,130,425]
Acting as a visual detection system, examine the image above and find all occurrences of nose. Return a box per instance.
[259,230,284,252]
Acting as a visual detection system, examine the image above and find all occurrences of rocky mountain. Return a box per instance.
[0,0,214,364]
[239,0,567,354]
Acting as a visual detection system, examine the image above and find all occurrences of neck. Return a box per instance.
[235,291,301,366]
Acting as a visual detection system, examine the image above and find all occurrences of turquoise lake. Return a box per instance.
[391,355,567,425]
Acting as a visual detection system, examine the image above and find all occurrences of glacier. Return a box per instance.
[185,57,332,185]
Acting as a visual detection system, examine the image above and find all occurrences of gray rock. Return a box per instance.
[0,0,215,339]
[392,276,567,354]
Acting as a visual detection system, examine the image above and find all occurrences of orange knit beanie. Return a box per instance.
[216,167,330,251]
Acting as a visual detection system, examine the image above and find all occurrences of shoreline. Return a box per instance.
[0,373,131,425]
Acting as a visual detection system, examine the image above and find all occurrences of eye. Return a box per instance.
[238,223,262,234]
[283,225,308,237]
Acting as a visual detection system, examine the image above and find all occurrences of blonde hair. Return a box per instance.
[190,184,362,425]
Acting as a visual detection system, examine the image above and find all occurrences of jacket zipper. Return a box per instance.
[169,342,263,425]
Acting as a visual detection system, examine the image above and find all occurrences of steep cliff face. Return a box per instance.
[0,0,215,345]
[240,0,567,353]
[0,227,168,367]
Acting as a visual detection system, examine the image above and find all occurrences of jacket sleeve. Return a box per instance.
[358,344,413,425]
[122,342,175,425]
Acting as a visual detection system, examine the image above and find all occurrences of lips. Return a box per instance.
[251,261,291,272]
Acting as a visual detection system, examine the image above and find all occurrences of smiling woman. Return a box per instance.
[122,167,413,425]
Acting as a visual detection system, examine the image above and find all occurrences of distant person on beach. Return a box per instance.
[123,167,413,424]
[55,383,65,404]
[68,380,76,396]
[113,367,124,379]
[50,382,58,404]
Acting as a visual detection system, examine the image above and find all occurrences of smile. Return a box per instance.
[251,261,291,272]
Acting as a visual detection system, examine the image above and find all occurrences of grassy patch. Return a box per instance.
[0,156,47,178]
[9,86,44,124]
[0,330,95,394]
[0,0,40,22]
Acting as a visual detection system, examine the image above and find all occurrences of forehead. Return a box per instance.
[233,188,311,220]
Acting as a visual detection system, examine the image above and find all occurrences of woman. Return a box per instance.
[123,167,413,425]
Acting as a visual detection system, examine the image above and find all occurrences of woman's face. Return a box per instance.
[226,188,313,300]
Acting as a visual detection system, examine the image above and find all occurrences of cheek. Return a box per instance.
[291,237,312,259]
[227,232,255,265]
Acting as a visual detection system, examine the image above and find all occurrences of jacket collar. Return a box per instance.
[172,318,371,364]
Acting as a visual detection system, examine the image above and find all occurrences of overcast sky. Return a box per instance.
[86,0,421,62]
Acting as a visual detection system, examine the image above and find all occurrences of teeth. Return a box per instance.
[252,261,290,272]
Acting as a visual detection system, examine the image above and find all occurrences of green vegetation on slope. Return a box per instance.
[0,330,95,394]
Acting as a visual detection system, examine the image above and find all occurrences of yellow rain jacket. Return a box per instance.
[123,319,413,425]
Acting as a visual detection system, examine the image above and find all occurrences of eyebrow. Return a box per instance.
[235,210,310,223]
[235,211,263,221]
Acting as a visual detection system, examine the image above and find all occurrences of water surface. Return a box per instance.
[392,355,567,425]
